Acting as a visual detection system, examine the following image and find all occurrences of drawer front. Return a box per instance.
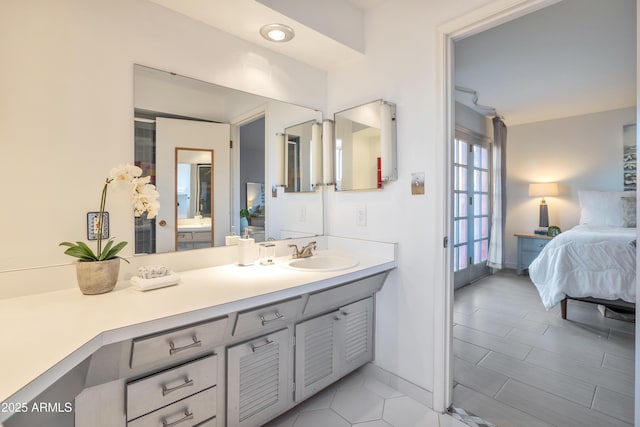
[177,232,194,241]
[232,297,301,337]
[303,273,386,316]
[192,231,211,242]
[520,237,549,252]
[131,317,227,369]
[127,355,217,421]
[127,386,216,427]
[195,417,217,427]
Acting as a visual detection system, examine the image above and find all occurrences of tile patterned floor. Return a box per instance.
[453,271,635,427]
[265,369,457,427]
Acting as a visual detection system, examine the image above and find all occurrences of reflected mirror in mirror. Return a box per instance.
[284,120,320,193]
[176,149,213,251]
[134,64,324,254]
[334,100,397,191]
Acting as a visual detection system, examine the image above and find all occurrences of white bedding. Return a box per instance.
[528,225,636,309]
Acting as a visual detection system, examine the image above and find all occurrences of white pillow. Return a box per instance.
[578,190,636,226]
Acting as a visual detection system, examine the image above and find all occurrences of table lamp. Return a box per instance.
[528,182,558,228]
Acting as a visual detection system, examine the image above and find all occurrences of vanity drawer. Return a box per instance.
[127,355,217,421]
[192,231,211,242]
[127,386,216,427]
[303,273,387,316]
[232,297,302,336]
[177,232,194,241]
[130,317,227,368]
[195,417,217,427]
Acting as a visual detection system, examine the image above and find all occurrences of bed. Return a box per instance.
[528,190,637,319]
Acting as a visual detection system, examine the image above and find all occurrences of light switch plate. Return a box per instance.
[87,212,109,240]
[356,205,367,226]
[411,172,425,195]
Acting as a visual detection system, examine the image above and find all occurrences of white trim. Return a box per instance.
[434,0,563,413]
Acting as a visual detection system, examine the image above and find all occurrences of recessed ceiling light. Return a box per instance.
[260,24,295,43]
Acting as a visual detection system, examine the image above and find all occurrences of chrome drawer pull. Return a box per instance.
[260,311,285,326]
[251,338,273,352]
[162,378,194,396]
[169,336,202,355]
[162,410,193,427]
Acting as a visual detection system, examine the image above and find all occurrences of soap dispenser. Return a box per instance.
[225,225,240,246]
[237,228,256,266]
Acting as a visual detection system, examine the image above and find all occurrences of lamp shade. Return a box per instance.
[528,182,558,197]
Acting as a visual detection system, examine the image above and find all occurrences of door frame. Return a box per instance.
[433,0,563,413]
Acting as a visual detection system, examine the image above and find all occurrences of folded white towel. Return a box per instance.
[130,271,180,291]
[137,265,170,279]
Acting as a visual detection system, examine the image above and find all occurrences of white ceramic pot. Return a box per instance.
[75,258,120,295]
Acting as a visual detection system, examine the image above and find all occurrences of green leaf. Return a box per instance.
[100,239,114,259]
[100,240,128,261]
[59,241,98,260]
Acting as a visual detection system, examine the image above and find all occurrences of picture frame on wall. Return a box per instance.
[623,123,636,191]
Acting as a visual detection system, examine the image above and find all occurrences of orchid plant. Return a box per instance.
[60,164,160,262]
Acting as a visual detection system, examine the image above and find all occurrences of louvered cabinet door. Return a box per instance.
[294,311,341,401]
[338,297,374,375]
[227,328,292,427]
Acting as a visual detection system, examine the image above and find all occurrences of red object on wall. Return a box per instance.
[377,157,382,188]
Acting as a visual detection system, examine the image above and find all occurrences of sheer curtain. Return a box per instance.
[487,117,507,269]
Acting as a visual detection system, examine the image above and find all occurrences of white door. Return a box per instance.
[156,118,230,252]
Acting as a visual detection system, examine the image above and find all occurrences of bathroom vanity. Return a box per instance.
[0,243,395,427]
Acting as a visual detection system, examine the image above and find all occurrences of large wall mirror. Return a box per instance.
[134,64,324,253]
[334,99,397,191]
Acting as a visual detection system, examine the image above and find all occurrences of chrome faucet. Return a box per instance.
[288,241,316,259]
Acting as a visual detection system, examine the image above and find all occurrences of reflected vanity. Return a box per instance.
[133,64,324,253]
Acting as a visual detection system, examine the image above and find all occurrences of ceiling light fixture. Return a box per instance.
[260,24,295,43]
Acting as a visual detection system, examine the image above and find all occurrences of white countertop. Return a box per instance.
[0,249,395,414]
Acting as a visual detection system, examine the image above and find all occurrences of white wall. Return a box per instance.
[326,0,495,397]
[0,0,326,276]
[504,107,636,268]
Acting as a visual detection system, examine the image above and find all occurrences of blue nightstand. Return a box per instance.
[515,232,553,274]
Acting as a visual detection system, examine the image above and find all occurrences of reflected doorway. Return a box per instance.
[239,116,266,242]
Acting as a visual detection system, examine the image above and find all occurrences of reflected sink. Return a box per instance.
[280,254,359,272]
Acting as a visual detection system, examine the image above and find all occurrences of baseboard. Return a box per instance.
[361,363,433,408]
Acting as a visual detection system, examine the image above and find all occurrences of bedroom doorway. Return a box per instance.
[452,130,491,288]
[436,0,637,425]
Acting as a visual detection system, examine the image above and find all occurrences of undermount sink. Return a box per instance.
[280,253,359,272]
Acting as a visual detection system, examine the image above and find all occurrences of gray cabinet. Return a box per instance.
[24,273,389,427]
[295,297,374,401]
[226,328,292,427]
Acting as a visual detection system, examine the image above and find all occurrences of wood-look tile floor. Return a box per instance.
[453,270,635,427]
